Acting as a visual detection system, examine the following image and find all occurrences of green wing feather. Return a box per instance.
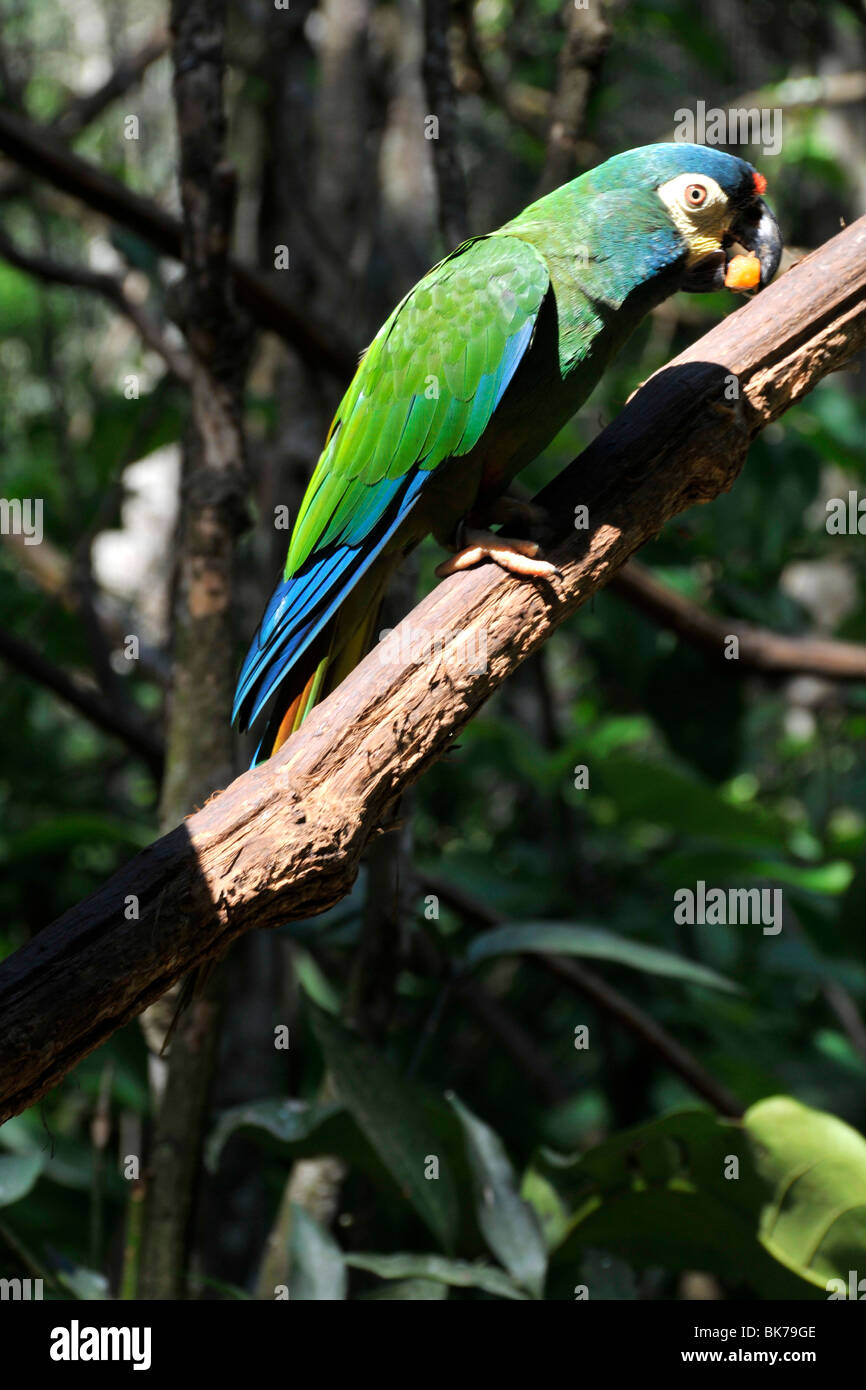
[285,233,550,576]
[233,233,549,752]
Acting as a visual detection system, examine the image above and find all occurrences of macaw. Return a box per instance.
[233,142,781,764]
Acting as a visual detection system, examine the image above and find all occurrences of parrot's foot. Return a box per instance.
[435,527,558,579]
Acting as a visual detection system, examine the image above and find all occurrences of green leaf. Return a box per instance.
[57,1266,109,1300]
[594,754,785,848]
[745,1096,866,1289]
[358,1277,449,1299]
[547,1101,866,1298]
[464,922,740,993]
[0,1153,42,1207]
[289,1205,347,1301]
[448,1094,547,1297]
[205,1099,343,1174]
[545,1110,809,1298]
[521,1167,570,1250]
[0,262,42,331]
[0,814,153,862]
[294,947,342,1014]
[659,849,853,897]
[310,1008,461,1252]
[346,1252,527,1300]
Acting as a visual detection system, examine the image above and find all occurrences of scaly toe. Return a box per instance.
[435,528,559,579]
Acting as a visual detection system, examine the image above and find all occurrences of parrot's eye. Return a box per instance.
[684,183,708,208]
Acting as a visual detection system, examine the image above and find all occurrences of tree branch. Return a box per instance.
[0,226,192,382]
[52,29,170,142]
[456,3,549,141]
[1,215,864,1123]
[611,559,866,682]
[0,624,164,778]
[0,106,354,378]
[659,70,866,144]
[0,29,168,205]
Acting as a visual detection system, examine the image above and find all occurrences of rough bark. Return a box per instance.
[0,215,864,1124]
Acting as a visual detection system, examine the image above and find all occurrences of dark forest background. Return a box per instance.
[1,0,865,1301]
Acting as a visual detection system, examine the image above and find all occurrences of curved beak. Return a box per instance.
[728,197,783,288]
[680,196,783,294]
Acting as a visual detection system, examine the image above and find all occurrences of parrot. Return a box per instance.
[233,142,782,765]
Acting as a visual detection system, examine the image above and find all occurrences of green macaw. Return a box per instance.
[234,142,781,763]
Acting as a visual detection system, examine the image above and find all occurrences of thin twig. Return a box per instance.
[0,624,164,777]
[421,873,743,1117]
[0,226,192,382]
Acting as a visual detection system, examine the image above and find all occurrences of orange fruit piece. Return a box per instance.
[724,251,761,291]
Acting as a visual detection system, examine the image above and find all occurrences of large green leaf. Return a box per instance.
[658,849,852,897]
[205,1099,344,1173]
[311,1008,461,1252]
[746,1097,866,1288]
[594,754,786,848]
[547,1100,866,1297]
[0,1153,42,1207]
[346,1252,526,1300]
[464,922,740,993]
[448,1094,547,1298]
[546,1110,787,1294]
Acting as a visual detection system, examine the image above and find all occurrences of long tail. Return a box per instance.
[239,560,391,765]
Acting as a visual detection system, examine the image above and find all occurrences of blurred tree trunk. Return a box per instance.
[138,0,248,1301]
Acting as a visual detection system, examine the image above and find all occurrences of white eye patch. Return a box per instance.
[656,173,731,263]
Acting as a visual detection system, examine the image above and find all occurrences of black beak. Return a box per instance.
[680,196,783,294]
[728,197,783,288]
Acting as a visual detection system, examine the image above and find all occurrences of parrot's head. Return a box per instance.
[588,143,783,295]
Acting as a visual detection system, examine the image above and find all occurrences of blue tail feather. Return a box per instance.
[233,468,428,732]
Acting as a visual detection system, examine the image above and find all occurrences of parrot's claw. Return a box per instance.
[435,528,558,579]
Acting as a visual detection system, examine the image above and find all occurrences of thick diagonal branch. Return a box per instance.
[0,216,864,1123]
